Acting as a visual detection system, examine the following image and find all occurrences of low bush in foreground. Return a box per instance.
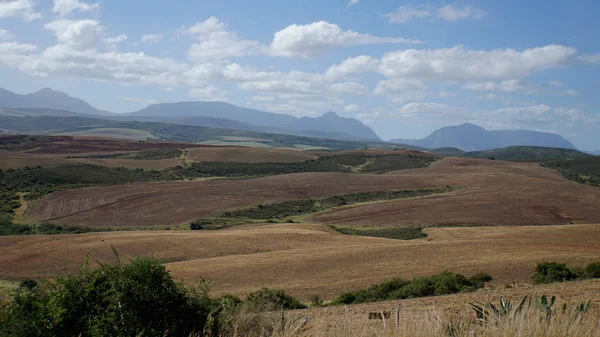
[331,271,492,305]
[532,261,600,284]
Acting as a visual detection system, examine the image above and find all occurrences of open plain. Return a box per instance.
[1,223,600,300]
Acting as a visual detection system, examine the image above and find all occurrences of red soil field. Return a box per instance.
[25,173,442,227]
[25,157,600,228]
[186,147,318,163]
[309,157,600,226]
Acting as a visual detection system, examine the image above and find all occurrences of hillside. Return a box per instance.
[459,146,591,161]
[129,102,381,141]
[390,123,576,151]
[0,88,110,116]
[0,114,403,151]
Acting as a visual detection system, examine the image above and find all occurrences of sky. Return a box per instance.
[0,0,599,150]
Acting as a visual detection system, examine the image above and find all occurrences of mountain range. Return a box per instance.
[390,123,577,151]
[0,87,580,151]
[0,88,380,142]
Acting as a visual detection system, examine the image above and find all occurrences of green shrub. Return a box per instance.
[331,271,490,305]
[0,256,213,337]
[532,262,576,284]
[584,262,600,279]
[245,288,306,311]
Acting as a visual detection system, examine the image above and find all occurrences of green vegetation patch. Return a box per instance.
[359,154,437,173]
[532,261,600,284]
[219,187,458,220]
[543,157,600,187]
[331,271,492,305]
[328,225,426,240]
[76,148,184,160]
[461,146,591,161]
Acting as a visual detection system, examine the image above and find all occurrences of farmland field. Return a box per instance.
[1,223,600,301]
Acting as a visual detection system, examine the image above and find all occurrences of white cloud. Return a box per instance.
[565,89,579,96]
[180,17,260,63]
[356,111,379,124]
[548,80,563,86]
[324,55,379,79]
[0,0,41,21]
[53,0,99,16]
[122,97,159,104]
[329,81,367,95]
[464,79,527,92]
[0,41,37,54]
[344,104,361,112]
[251,96,274,102]
[378,45,576,81]
[347,0,359,7]
[141,34,163,43]
[268,21,420,58]
[438,88,455,98]
[437,5,485,21]
[188,86,226,101]
[385,4,484,23]
[373,78,425,103]
[578,54,600,65]
[0,29,14,41]
[385,5,430,23]
[103,34,127,45]
[45,19,103,51]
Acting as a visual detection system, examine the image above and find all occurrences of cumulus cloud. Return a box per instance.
[356,111,379,124]
[0,0,41,21]
[385,4,484,23]
[268,21,420,58]
[53,0,99,16]
[344,104,361,112]
[437,5,485,21]
[188,86,226,101]
[578,54,600,65]
[45,19,103,51]
[179,17,260,63]
[141,34,163,43]
[0,29,14,41]
[378,45,576,81]
[373,78,426,103]
[325,55,379,79]
[103,34,127,45]
[463,79,528,92]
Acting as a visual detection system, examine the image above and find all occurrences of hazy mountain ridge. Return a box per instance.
[390,123,576,151]
[0,88,381,142]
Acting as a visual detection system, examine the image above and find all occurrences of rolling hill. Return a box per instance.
[459,146,591,161]
[390,123,577,151]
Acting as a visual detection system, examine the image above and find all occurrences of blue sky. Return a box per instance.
[0,0,599,149]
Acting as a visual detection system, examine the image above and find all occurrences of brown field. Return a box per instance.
[309,157,600,226]
[0,150,184,169]
[25,173,443,227]
[1,224,599,301]
[0,135,212,154]
[25,157,600,228]
[186,146,318,163]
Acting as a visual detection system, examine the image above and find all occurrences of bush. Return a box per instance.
[245,288,306,311]
[0,256,213,337]
[532,262,576,284]
[584,262,600,279]
[331,271,490,305]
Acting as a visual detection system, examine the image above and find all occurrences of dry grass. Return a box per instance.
[186,147,318,163]
[228,280,600,337]
[2,224,600,301]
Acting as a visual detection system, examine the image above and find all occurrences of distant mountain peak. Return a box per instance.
[321,111,339,118]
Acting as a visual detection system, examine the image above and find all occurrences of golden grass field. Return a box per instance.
[1,223,600,301]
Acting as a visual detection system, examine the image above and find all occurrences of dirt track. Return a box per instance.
[1,224,599,300]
